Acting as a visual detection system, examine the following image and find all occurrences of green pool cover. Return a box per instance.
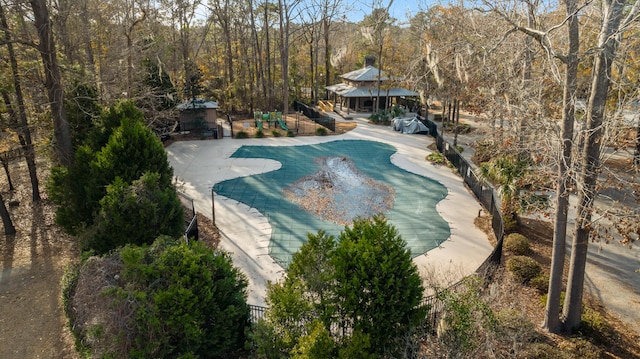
[213,139,450,267]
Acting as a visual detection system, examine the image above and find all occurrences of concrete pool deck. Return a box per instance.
[167,115,494,306]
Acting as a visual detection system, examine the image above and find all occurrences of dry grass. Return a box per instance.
[475,215,640,359]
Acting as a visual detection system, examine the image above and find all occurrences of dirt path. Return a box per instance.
[0,167,79,359]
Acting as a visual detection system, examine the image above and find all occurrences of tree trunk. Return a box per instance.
[223,17,234,88]
[323,16,331,100]
[309,29,315,102]
[264,4,272,108]
[238,25,251,110]
[80,1,97,80]
[376,41,383,112]
[453,99,460,146]
[634,122,640,167]
[543,0,579,333]
[29,0,73,166]
[0,191,15,235]
[1,3,41,200]
[278,0,290,116]
[0,156,14,191]
[248,0,264,105]
[563,0,625,332]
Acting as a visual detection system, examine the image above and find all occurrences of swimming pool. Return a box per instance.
[213,139,450,267]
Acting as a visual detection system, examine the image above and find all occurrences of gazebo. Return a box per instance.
[325,57,419,113]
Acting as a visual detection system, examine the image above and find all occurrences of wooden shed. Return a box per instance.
[177,98,219,132]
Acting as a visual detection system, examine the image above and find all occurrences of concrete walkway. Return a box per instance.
[167,115,494,306]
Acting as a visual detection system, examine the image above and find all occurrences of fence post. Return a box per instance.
[211,187,216,225]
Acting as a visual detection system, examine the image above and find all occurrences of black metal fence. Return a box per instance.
[246,114,505,329]
[249,304,267,322]
[293,101,336,132]
[422,115,505,270]
[178,192,199,242]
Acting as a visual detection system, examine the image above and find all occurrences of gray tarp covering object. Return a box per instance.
[392,116,430,134]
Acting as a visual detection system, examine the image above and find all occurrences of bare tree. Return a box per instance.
[564,0,639,332]
[29,0,73,165]
[361,3,394,112]
[277,0,302,115]
[160,0,201,93]
[318,0,346,97]
[0,1,41,201]
[123,2,147,96]
[481,0,640,332]
[545,0,579,333]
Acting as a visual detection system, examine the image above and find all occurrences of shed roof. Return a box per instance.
[177,98,219,110]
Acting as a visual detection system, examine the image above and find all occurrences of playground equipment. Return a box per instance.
[254,111,287,130]
[277,119,289,131]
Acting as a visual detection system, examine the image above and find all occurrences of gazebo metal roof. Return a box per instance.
[326,83,418,98]
[340,65,393,82]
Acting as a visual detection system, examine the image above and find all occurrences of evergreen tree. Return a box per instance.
[119,238,250,358]
[332,215,426,355]
[64,81,102,150]
[255,216,426,357]
[141,58,178,111]
[86,172,183,254]
[48,101,174,237]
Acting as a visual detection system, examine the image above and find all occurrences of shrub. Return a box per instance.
[255,129,264,138]
[287,130,296,137]
[84,172,184,254]
[48,102,174,235]
[390,105,406,118]
[256,217,425,357]
[559,338,602,359]
[435,276,497,357]
[579,307,614,345]
[426,152,450,166]
[332,216,426,354]
[64,82,101,150]
[118,238,250,358]
[272,129,282,137]
[504,216,519,233]
[235,130,248,139]
[455,145,464,153]
[315,127,328,136]
[529,274,549,294]
[504,233,531,255]
[67,238,250,358]
[495,309,542,354]
[368,110,392,125]
[472,140,501,164]
[290,320,336,358]
[506,256,542,283]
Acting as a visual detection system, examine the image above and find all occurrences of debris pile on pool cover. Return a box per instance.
[283,156,395,225]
